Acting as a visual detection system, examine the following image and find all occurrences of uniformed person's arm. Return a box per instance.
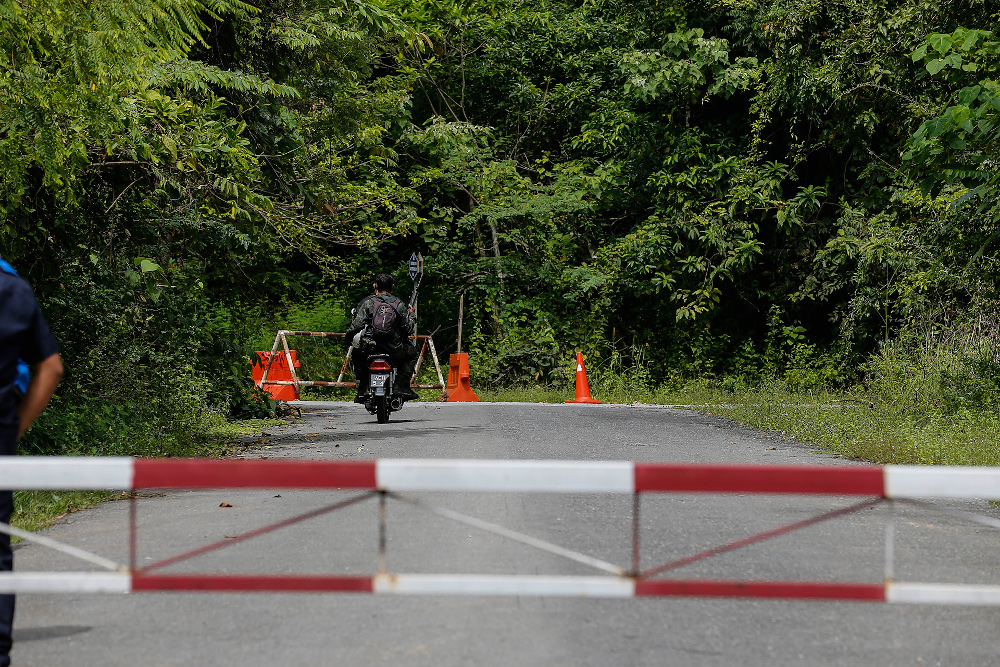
[16,353,62,439]
[12,284,62,439]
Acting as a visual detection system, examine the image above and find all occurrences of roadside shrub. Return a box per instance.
[864,321,1000,413]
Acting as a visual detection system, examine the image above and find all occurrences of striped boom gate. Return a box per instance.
[3,458,1000,605]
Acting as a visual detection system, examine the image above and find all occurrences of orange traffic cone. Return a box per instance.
[566,352,601,404]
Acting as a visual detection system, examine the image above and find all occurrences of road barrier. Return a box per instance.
[4,458,1000,604]
[257,330,447,395]
[443,353,479,402]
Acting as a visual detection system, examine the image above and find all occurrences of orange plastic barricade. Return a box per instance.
[444,353,479,402]
[252,351,301,401]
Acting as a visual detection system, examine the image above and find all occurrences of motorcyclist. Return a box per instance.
[345,273,420,402]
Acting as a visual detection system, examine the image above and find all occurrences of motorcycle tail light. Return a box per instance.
[369,360,392,371]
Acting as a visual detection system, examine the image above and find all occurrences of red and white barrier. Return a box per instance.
[3,573,999,606]
[2,457,1000,498]
[5,457,1000,604]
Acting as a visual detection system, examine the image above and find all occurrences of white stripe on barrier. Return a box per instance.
[0,572,130,594]
[0,457,133,490]
[372,574,635,597]
[885,466,1000,499]
[887,582,1000,606]
[376,459,635,493]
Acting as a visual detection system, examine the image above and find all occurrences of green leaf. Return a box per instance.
[958,86,982,106]
[929,33,953,55]
[961,30,981,51]
[926,59,946,75]
[925,117,948,138]
[162,135,178,161]
[140,259,161,273]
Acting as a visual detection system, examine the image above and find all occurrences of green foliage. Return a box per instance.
[6,0,1000,465]
[905,28,1000,227]
[621,29,758,103]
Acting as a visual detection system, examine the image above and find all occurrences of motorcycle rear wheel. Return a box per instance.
[375,397,390,424]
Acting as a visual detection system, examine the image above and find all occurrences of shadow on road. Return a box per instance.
[14,625,92,642]
[349,424,490,439]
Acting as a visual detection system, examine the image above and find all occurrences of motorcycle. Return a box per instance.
[363,352,404,423]
[351,308,405,423]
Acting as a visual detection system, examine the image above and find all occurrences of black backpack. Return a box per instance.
[370,295,400,340]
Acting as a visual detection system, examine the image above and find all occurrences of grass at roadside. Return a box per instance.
[12,490,122,536]
[482,384,1000,467]
[11,417,283,540]
[479,382,751,406]
[702,399,1000,466]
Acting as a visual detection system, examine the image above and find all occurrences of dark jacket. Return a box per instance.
[0,267,59,439]
[345,292,415,345]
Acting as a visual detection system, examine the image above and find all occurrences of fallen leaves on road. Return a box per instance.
[219,502,233,508]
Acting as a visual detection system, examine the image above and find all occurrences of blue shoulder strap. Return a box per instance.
[0,256,31,394]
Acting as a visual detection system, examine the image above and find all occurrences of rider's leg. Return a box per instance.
[352,354,368,401]
[390,342,420,399]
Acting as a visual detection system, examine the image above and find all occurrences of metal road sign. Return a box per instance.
[408,252,423,280]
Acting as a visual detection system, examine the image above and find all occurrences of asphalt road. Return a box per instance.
[13,401,1000,666]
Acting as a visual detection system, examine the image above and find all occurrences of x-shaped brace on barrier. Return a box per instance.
[130,492,884,581]
[11,492,991,587]
[127,491,624,577]
[635,497,884,579]
[133,492,378,574]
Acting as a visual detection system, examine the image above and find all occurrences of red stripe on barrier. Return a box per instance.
[133,459,377,489]
[634,464,885,495]
[635,579,886,601]
[132,574,374,593]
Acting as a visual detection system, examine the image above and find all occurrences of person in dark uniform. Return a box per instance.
[0,257,63,667]
[345,273,419,402]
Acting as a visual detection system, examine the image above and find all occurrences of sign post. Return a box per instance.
[408,252,423,336]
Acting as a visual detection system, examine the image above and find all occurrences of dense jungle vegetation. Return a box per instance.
[3,0,1000,464]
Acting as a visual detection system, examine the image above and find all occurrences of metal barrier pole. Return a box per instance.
[259,331,283,387]
[336,346,353,385]
[378,492,388,574]
[412,337,429,380]
[427,337,447,391]
[631,493,641,576]
[279,332,300,396]
[884,500,896,585]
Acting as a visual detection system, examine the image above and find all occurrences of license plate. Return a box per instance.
[370,374,389,387]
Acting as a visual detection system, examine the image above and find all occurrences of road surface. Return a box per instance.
[13,401,1000,665]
